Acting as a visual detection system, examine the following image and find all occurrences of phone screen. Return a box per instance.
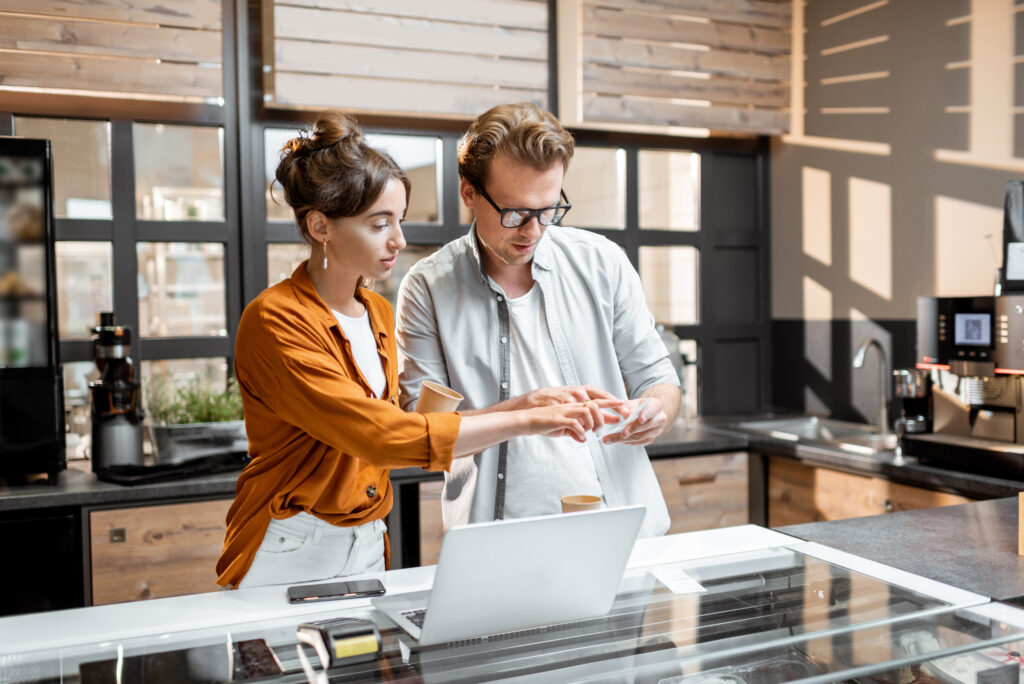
[79,639,283,684]
[287,579,386,603]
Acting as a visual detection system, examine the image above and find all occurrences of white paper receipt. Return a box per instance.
[1007,242,1024,280]
[599,397,653,438]
[649,563,707,594]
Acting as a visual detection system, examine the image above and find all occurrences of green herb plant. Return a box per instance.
[147,375,244,425]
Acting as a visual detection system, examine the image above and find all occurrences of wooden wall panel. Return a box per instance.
[0,0,223,101]
[564,0,792,136]
[265,0,549,118]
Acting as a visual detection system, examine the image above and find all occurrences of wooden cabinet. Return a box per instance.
[767,457,975,527]
[653,452,749,534]
[89,498,231,605]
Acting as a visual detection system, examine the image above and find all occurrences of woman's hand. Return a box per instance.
[524,398,625,442]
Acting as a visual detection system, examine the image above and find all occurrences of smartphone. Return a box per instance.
[287,578,386,604]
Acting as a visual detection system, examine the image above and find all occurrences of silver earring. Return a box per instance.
[322,241,328,270]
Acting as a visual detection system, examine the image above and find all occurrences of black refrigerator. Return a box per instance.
[0,136,65,483]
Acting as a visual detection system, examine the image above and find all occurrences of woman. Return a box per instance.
[216,111,618,589]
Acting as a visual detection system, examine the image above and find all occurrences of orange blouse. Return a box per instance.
[216,263,460,588]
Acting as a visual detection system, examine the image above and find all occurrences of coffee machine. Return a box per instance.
[89,312,145,473]
[905,294,1024,476]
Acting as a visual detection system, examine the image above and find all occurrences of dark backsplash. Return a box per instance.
[771,319,917,423]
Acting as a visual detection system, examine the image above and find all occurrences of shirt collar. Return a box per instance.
[288,261,389,343]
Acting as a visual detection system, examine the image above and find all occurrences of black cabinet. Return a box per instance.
[0,507,84,616]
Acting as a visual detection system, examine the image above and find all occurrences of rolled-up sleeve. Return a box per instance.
[239,299,460,471]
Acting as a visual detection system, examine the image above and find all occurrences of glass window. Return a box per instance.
[267,242,310,285]
[640,246,699,325]
[135,124,224,221]
[367,134,440,224]
[55,242,112,339]
[140,357,230,425]
[63,360,98,461]
[137,242,226,337]
[264,129,441,224]
[563,147,625,229]
[639,150,700,231]
[679,339,698,419]
[13,117,112,219]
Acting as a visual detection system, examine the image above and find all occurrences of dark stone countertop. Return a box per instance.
[0,421,738,513]
[777,496,1024,600]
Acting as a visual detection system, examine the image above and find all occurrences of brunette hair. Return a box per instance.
[457,102,575,190]
[273,110,410,244]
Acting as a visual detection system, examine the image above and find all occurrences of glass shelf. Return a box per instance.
[2,547,1022,683]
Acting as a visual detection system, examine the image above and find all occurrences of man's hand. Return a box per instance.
[514,385,617,409]
[602,395,668,446]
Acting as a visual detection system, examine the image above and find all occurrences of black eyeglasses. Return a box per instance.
[475,185,572,228]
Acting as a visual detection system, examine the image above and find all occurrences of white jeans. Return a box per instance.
[238,513,387,589]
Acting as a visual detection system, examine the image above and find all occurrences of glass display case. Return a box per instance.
[3,541,1023,683]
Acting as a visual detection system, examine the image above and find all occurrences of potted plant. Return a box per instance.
[145,376,247,464]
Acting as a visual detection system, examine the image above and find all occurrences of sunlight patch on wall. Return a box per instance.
[848,177,892,300]
[802,167,832,266]
[803,277,832,380]
[934,195,1002,296]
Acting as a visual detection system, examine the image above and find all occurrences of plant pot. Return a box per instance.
[151,420,248,465]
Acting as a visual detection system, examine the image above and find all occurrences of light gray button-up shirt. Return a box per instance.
[395,225,675,537]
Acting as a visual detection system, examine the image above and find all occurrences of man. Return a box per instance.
[396,102,680,537]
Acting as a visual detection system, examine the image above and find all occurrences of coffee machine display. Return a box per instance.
[89,312,145,474]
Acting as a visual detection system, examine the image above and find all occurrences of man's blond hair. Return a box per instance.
[458,102,575,189]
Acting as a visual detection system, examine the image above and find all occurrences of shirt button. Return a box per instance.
[501,382,508,389]
[497,473,504,480]
[497,295,504,302]
[500,336,508,344]
[366,485,377,498]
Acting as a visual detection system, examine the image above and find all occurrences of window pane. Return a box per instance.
[640,246,699,325]
[135,124,224,220]
[264,128,299,222]
[63,360,98,461]
[56,242,112,339]
[264,129,441,224]
[373,245,439,309]
[366,134,440,224]
[140,357,229,426]
[639,150,700,231]
[268,242,311,286]
[137,242,226,337]
[563,147,625,229]
[13,118,112,219]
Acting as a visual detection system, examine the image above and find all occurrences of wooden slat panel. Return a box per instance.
[274,72,546,117]
[91,499,230,605]
[583,6,790,55]
[278,0,547,31]
[584,0,790,29]
[584,36,789,82]
[2,0,222,30]
[274,5,546,61]
[583,94,789,134]
[0,52,222,99]
[654,452,748,535]
[0,15,222,63]
[275,39,545,89]
[584,63,788,108]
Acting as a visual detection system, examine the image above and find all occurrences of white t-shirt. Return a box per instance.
[494,281,605,519]
[333,307,387,399]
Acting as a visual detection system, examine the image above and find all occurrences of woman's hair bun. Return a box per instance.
[308,111,362,151]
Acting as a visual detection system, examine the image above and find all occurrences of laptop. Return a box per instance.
[372,505,645,646]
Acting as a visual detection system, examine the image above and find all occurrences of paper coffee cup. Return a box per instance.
[561,495,603,514]
[415,380,463,413]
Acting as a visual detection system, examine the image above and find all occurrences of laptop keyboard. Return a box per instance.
[401,608,427,628]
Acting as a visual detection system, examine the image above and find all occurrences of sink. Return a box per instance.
[735,416,897,455]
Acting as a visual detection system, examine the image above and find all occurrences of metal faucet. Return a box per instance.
[852,337,890,436]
